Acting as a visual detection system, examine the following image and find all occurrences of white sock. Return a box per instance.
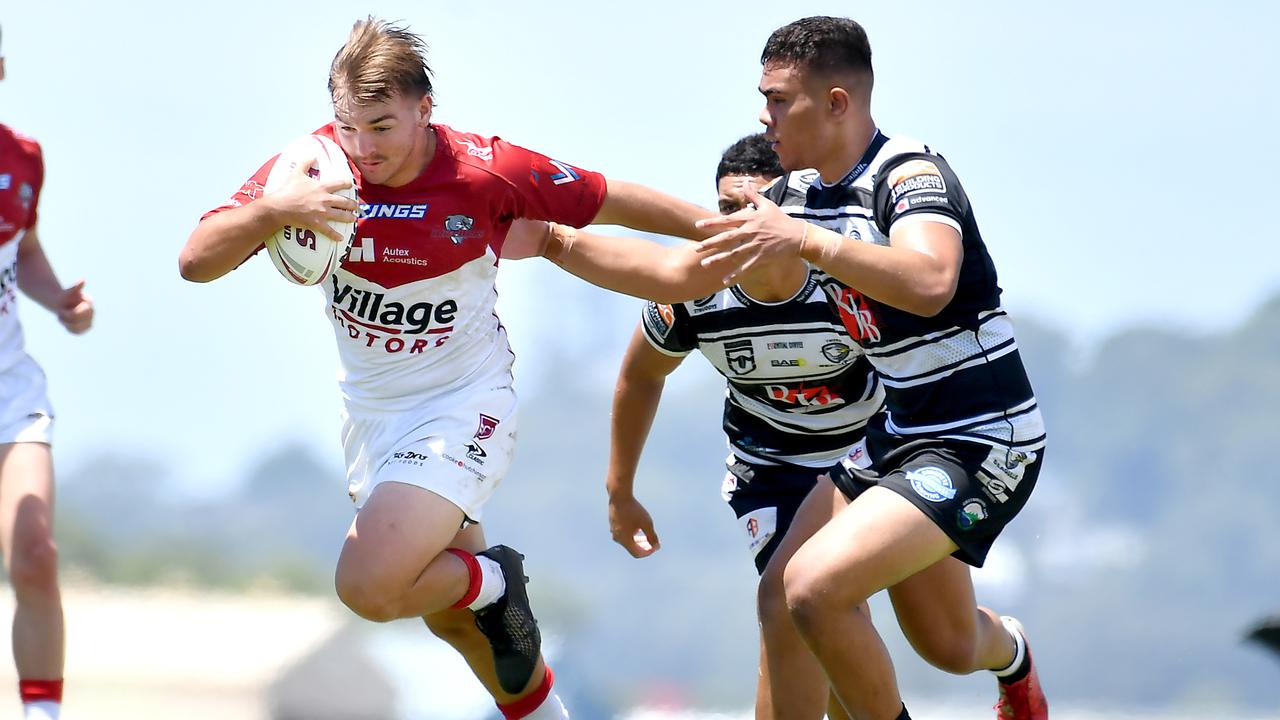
[992,616,1027,678]
[525,689,570,719]
[23,701,60,720]
[468,554,508,611]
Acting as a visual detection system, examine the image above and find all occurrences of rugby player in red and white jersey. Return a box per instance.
[180,17,714,720]
[0,25,96,720]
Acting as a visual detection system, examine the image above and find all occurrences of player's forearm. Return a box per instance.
[547,226,724,304]
[799,223,958,317]
[606,374,666,499]
[593,179,716,241]
[179,200,283,282]
[16,233,65,312]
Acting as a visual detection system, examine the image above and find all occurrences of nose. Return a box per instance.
[353,132,377,159]
[758,105,772,131]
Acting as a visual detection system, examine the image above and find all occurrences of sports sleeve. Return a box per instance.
[872,153,969,237]
[490,138,607,228]
[199,155,280,221]
[640,301,696,357]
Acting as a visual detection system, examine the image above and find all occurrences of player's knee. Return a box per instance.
[782,564,839,635]
[334,569,401,623]
[7,535,59,596]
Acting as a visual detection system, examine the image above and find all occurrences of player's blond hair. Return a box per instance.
[329,17,433,110]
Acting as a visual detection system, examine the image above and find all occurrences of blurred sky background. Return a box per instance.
[1,0,1278,494]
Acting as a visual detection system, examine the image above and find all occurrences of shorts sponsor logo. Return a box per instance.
[888,159,946,202]
[390,450,430,467]
[442,451,488,480]
[474,414,500,441]
[464,441,487,465]
[907,466,956,503]
[724,339,757,374]
[957,498,988,530]
[740,506,778,558]
[978,448,1033,502]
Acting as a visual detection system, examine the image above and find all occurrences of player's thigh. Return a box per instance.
[340,481,467,587]
[785,485,957,608]
[759,474,845,607]
[0,441,55,568]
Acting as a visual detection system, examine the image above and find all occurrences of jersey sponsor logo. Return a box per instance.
[764,382,845,407]
[907,466,956,503]
[888,159,946,202]
[17,184,33,212]
[907,195,948,208]
[767,341,803,350]
[548,159,581,185]
[724,339,757,374]
[771,358,806,367]
[329,275,457,354]
[359,203,429,220]
[0,174,10,190]
[822,341,853,364]
[825,286,881,344]
[348,237,375,262]
[957,498,988,530]
[456,139,494,161]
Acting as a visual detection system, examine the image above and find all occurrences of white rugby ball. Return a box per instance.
[263,134,357,286]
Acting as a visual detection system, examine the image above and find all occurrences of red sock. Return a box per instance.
[446,548,483,609]
[497,666,554,720]
[19,679,63,704]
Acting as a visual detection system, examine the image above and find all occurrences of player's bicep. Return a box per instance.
[623,323,685,382]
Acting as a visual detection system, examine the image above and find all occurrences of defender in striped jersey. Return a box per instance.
[696,17,1048,720]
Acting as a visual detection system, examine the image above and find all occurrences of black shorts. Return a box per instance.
[723,457,838,575]
[831,437,1043,568]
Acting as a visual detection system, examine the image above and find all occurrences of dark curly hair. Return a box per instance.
[716,134,784,185]
[761,16,873,80]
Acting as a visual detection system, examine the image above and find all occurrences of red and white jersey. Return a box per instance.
[0,125,45,371]
[206,123,607,409]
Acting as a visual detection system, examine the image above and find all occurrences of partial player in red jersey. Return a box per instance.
[0,24,96,720]
[180,17,713,720]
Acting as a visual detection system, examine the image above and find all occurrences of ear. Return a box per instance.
[417,95,434,127]
[829,86,850,118]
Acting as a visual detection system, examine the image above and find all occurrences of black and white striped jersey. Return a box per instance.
[761,130,1045,454]
[640,269,884,467]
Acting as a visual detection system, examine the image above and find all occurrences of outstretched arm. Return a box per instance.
[592,178,717,241]
[17,226,93,334]
[179,160,357,283]
[607,324,685,558]
[545,223,728,304]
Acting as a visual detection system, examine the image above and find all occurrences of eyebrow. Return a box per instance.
[760,87,784,97]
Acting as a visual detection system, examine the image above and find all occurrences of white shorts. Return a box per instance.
[342,383,518,522]
[0,355,54,446]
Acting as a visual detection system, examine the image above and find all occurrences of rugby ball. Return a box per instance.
[263,134,357,286]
